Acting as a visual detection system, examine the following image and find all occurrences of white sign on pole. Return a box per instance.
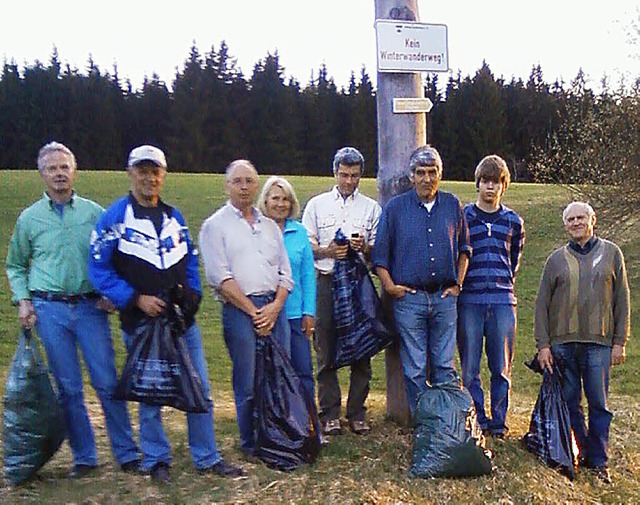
[393,97,434,114]
[375,20,448,73]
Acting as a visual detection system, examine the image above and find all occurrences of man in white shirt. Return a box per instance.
[302,147,381,436]
[199,159,293,457]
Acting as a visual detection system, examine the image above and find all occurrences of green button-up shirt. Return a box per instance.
[6,192,104,302]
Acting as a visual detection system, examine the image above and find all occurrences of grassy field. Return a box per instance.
[0,170,638,504]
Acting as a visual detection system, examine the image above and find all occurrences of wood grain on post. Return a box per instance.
[375,0,426,426]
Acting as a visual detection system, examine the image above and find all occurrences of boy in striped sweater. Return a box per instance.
[457,155,525,439]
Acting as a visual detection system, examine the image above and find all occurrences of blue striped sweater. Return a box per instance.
[458,203,525,305]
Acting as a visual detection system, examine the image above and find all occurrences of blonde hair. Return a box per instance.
[258,176,301,219]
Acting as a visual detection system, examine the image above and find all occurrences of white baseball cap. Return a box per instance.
[127,145,167,169]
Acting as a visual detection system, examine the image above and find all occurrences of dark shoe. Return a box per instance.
[68,464,97,479]
[200,460,245,477]
[120,459,141,474]
[150,462,171,484]
[349,420,371,435]
[323,419,342,436]
[591,466,612,484]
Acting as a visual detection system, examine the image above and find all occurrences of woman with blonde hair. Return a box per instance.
[258,176,317,404]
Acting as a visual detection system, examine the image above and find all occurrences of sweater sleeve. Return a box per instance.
[533,255,555,350]
[612,246,631,346]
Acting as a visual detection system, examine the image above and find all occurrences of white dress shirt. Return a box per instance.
[199,202,294,296]
[302,186,381,274]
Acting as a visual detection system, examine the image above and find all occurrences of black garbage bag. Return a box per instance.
[3,328,66,485]
[522,356,575,480]
[254,335,322,471]
[332,229,393,369]
[115,306,209,413]
[410,379,493,478]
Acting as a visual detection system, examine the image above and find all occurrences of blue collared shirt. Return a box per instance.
[282,219,316,319]
[373,189,471,288]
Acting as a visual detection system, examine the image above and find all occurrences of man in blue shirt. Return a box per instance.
[373,145,471,417]
[457,155,525,440]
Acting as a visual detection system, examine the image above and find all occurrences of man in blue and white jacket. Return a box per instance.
[89,145,243,483]
[457,154,525,439]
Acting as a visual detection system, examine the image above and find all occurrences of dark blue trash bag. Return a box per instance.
[254,335,322,471]
[115,306,209,414]
[331,229,393,369]
[522,356,576,480]
[3,328,66,485]
[410,379,493,478]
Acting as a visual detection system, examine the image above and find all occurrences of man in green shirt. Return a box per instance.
[6,142,140,479]
[534,201,630,484]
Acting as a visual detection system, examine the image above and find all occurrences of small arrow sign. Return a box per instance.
[393,97,434,114]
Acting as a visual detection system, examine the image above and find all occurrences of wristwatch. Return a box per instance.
[456,282,463,291]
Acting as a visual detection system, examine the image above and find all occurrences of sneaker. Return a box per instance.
[68,464,97,479]
[150,462,171,484]
[200,460,246,477]
[323,419,342,436]
[591,466,612,484]
[120,459,141,474]
[349,419,371,435]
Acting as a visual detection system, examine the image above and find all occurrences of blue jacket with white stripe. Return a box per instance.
[89,193,201,332]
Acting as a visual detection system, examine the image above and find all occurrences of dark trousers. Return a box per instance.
[314,273,371,422]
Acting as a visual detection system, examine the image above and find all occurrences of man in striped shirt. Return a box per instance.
[457,155,525,439]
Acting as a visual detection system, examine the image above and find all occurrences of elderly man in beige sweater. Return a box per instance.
[534,201,630,484]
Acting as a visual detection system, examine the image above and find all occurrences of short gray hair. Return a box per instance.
[258,176,301,219]
[332,147,364,175]
[562,201,596,224]
[37,142,76,171]
[225,159,258,182]
[409,145,442,173]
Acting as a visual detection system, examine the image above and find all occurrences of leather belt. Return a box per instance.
[31,291,101,303]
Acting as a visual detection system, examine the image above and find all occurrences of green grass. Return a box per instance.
[0,171,638,504]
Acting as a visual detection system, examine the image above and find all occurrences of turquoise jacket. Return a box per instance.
[282,219,316,319]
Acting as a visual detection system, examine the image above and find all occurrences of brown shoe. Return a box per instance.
[349,420,371,435]
[323,419,342,436]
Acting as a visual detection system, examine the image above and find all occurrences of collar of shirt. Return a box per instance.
[568,235,599,255]
[331,185,360,202]
[227,201,262,222]
[410,188,439,210]
[44,190,76,208]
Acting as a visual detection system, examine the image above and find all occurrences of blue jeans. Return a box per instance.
[393,290,458,416]
[33,299,139,467]
[288,318,316,404]
[552,343,613,468]
[457,303,516,435]
[222,294,289,454]
[122,322,222,471]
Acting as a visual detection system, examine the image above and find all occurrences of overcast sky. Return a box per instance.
[2,1,638,90]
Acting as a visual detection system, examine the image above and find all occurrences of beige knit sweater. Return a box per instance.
[534,238,630,349]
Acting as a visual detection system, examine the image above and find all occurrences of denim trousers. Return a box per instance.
[314,274,371,423]
[552,342,613,468]
[393,290,458,416]
[122,322,222,471]
[33,299,139,467]
[457,303,516,435]
[288,318,316,405]
[222,294,290,454]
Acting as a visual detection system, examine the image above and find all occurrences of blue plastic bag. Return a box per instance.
[3,329,66,485]
[115,307,209,414]
[254,335,322,471]
[523,357,576,480]
[332,229,393,368]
